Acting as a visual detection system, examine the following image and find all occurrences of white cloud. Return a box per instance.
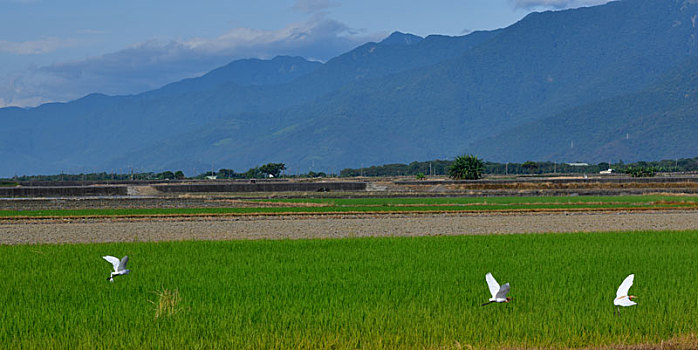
[0,37,79,55]
[184,14,367,59]
[511,0,613,10]
[0,15,382,108]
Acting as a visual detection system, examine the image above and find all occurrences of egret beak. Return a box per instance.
[629,295,636,300]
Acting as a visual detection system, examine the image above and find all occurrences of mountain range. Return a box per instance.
[1,0,697,177]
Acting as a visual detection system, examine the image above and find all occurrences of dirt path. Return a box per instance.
[2,210,698,245]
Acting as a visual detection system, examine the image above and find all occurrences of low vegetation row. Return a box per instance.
[1,195,696,219]
[340,156,698,178]
[3,157,697,182]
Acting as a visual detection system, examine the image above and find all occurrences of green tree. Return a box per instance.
[625,166,657,177]
[160,171,175,180]
[217,169,239,179]
[448,154,484,180]
[243,167,262,179]
[522,161,538,174]
[174,171,185,179]
[259,163,286,178]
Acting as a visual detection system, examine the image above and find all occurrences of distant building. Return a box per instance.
[599,169,614,174]
[566,162,589,166]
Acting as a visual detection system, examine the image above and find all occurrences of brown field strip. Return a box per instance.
[2,205,698,222]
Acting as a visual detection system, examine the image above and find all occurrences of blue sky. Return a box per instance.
[0,0,612,107]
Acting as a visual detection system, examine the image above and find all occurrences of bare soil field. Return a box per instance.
[2,210,697,245]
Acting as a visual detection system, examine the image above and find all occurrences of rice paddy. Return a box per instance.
[2,230,698,349]
[1,194,697,218]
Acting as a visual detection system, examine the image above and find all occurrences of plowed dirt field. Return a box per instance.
[2,210,697,245]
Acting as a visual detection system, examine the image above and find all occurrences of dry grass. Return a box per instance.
[149,288,183,319]
[422,334,698,350]
[589,334,698,350]
[506,334,698,350]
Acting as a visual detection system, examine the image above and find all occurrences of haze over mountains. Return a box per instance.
[1,0,697,177]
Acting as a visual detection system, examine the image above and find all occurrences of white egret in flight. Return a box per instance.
[103,255,130,282]
[481,272,512,306]
[614,274,636,315]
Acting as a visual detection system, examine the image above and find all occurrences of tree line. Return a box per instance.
[340,156,698,178]
[197,163,288,179]
[5,157,698,182]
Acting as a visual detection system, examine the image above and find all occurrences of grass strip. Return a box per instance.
[256,194,698,206]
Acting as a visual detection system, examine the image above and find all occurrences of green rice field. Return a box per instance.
[1,195,697,218]
[2,230,698,348]
[259,194,697,206]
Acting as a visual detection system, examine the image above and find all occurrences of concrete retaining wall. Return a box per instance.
[153,182,367,193]
[0,186,127,198]
[396,176,698,186]
[0,182,365,197]
[15,179,288,187]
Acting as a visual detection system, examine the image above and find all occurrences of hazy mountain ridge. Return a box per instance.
[152,56,323,96]
[1,0,697,176]
[0,27,499,175]
[154,0,698,173]
[471,57,698,163]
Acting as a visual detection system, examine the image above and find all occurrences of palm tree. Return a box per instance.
[448,154,484,180]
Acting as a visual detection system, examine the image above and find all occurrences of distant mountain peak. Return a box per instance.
[270,55,311,63]
[380,31,424,46]
[153,55,321,94]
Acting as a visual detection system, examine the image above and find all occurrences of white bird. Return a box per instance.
[481,272,512,306]
[103,255,130,282]
[614,274,636,315]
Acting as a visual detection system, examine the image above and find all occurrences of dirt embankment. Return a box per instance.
[2,211,697,245]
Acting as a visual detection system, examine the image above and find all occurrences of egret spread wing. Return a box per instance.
[616,274,634,298]
[614,296,637,307]
[103,256,121,272]
[496,282,510,300]
[485,273,500,299]
[118,256,129,271]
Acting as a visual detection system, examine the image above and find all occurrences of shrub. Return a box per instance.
[448,154,484,180]
[625,166,657,177]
